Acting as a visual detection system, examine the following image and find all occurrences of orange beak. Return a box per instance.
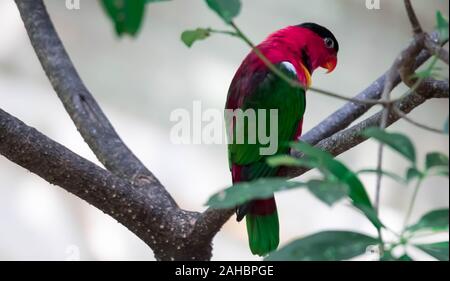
[322,56,337,73]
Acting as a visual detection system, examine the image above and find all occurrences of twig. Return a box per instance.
[372,0,429,252]
[372,23,425,224]
[372,64,397,258]
[401,178,423,236]
[425,35,449,65]
[404,0,423,35]
[208,28,240,38]
[393,107,446,134]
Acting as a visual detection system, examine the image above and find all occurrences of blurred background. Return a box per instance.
[0,0,448,261]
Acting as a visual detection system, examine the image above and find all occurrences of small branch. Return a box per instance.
[424,35,449,65]
[401,178,423,236]
[370,38,411,256]
[404,0,423,34]
[399,35,428,88]
[208,28,240,38]
[370,23,427,249]
[393,107,446,134]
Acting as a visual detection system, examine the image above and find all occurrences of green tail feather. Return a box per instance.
[245,212,279,256]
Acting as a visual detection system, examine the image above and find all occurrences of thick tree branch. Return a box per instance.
[280,79,448,178]
[14,0,164,192]
[13,0,224,261]
[0,108,223,261]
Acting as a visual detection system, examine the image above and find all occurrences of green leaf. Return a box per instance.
[407,209,449,234]
[205,0,241,23]
[290,142,383,230]
[307,179,348,207]
[363,127,416,163]
[426,152,449,171]
[436,11,449,42]
[357,169,406,184]
[430,168,450,178]
[413,69,442,80]
[422,152,449,178]
[406,167,424,183]
[206,178,306,209]
[381,251,414,261]
[267,155,318,169]
[412,60,442,80]
[181,28,210,47]
[353,204,386,232]
[415,241,449,261]
[267,155,302,166]
[397,254,414,261]
[289,143,367,204]
[411,56,442,81]
[102,0,146,36]
[268,155,352,207]
[265,231,378,261]
[380,250,394,261]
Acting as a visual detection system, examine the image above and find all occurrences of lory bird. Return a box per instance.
[225,23,339,256]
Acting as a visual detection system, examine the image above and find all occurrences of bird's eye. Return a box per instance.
[324,37,334,49]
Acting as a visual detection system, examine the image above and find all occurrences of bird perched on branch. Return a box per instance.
[225,23,339,256]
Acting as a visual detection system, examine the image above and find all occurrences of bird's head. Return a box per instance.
[261,22,339,86]
[295,23,339,74]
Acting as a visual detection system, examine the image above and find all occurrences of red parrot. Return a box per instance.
[225,23,339,256]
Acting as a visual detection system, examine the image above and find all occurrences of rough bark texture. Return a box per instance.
[0,0,447,261]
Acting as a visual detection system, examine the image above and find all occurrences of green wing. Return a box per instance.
[227,62,306,180]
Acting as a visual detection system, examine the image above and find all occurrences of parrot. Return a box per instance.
[225,23,339,256]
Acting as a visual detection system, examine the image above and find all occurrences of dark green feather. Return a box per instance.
[228,63,306,179]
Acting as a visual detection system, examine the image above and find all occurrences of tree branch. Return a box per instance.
[0,107,228,260]
[404,0,423,35]
[425,35,449,65]
[14,0,164,192]
[13,0,224,261]
[280,79,448,178]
